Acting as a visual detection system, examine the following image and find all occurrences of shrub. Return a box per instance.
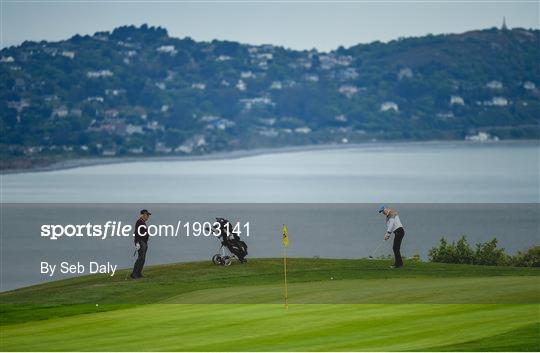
[473,238,509,266]
[428,237,450,263]
[428,236,474,264]
[512,246,540,267]
[429,237,538,267]
[455,236,475,264]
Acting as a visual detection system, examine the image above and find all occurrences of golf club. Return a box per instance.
[368,239,385,259]
[124,249,137,280]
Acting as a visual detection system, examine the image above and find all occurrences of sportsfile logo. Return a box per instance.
[40,220,251,240]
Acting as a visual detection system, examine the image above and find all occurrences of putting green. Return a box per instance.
[1,259,539,351]
[1,304,538,351]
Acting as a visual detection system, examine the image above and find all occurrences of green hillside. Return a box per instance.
[1,25,539,170]
[1,259,539,351]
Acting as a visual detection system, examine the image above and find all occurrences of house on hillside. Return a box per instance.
[486,80,503,89]
[156,45,177,55]
[380,101,399,112]
[484,97,508,106]
[398,68,413,80]
[450,95,465,105]
[191,83,206,90]
[338,85,359,98]
[523,81,536,90]
[61,51,75,59]
[87,70,113,78]
[236,80,246,91]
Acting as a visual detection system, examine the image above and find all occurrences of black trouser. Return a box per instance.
[392,227,405,267]
[131,241,147,278]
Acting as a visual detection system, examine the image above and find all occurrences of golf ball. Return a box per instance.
[331,277,334,280]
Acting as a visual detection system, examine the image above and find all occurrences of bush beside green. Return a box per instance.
[429,236,540,267]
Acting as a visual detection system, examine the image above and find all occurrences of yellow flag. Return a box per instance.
[282,224,289,248]
[282,223,289,309]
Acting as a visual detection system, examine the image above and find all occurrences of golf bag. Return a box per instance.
[211,217,248,266]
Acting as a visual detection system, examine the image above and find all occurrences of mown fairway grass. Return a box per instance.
[1,258,539,351]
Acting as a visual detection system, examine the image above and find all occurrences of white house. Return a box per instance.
[465,132,499,142]
[380,101,399,112]
[85,96,104,103]
[295,127,312,134]
[200,115,220,122]
[437,112,455,119]
[304,74,319,82]
[270,81,283,90]
[191,83,206,90]
[319,55,336,70]
[51,106,69,118]
[236,80,247,91]
[241,71,255,79]
[523,81,536,90]
[105,89,125,96]
[156,45,177,55]
[8,100,30,111]
[240,97,273,110]
[146,121,163,131]
[61,51,75,59]
[258,128,279,138]
[257,53,273,60]
[486,80,503,89]
[128,147,144,154]
[216,119,236,130]
[126,124,144,135]
[335,55,353,66]
[398,67,413,80]
[450,95,465,105]
[87,70,113,78]
[338,85,359,98]
[485,97,509,106]
[259,118,276,126]
[175,135,206,154]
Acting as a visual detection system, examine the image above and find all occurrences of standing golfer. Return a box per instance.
[378,205,405,268]
[130,209,151,279]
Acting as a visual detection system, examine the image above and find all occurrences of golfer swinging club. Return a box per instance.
[130,209,151,279]
[378,205,405,268]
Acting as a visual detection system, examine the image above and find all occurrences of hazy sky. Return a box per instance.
[2,1,539,51]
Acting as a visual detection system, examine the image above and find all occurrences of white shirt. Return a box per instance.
[386,215,403,234]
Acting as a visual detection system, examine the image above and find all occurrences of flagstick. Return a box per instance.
[284,246,288,309]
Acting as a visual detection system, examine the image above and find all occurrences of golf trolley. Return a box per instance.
[210,217,248,266]
[212,245,234,266]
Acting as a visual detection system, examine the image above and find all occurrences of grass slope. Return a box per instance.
[1,259,539,351]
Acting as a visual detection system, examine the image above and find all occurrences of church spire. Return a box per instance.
[502,16,508,31]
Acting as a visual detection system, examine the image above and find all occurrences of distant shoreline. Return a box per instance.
[2,139,537,175]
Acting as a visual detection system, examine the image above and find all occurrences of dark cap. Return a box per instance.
[140,209,151,215]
